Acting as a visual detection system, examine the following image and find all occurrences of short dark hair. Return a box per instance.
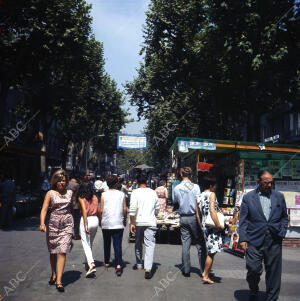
[106,175,119,189]
[181,167,192,178]
[77,182,93,201]
[257,170,272,180]
[137,174,147,185]
[202,176,217,190]
[159,180,166,186]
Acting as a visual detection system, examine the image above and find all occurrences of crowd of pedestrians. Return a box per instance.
[37,167,288,301]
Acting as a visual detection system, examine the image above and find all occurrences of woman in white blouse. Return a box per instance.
[99,175,127,276]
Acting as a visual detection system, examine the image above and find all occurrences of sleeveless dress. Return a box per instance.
[155,186,167,213]
[47,190,74,254]
[198,191,223,254]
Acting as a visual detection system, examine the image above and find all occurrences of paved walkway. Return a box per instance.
[0,216,300,301]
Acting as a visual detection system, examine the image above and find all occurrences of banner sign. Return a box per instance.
[178,139,216,153]
[117,134,148,150]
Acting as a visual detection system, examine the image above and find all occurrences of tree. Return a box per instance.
[126,0,300,164]
[0,0,128,171]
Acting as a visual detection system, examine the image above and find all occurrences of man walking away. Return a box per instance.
[239,170,288,301]
[173,167,206,277]
[130,174,159,279]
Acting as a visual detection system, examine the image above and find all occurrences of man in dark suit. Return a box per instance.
[239,170,288,301]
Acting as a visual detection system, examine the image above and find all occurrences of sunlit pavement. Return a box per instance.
[1,216,300,301]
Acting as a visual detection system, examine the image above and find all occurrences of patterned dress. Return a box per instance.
[47,190,74,254]
[198,191,223,254]
[155,186,167,213]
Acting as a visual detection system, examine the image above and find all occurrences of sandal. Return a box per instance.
[48,275,56,285]
[86,266,96,278]
[202,277,214,284]
[56,283,64,292]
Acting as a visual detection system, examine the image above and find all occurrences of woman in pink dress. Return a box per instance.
[40,170,88,292]
[155,180,168,213]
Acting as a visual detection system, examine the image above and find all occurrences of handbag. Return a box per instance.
[205,210,225,228]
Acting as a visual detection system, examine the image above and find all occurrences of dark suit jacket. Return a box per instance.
[239,188,288,247]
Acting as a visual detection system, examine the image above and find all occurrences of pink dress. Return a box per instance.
[47,190,74,254]
[155,186,167,213]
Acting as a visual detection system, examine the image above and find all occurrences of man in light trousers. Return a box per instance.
[173,166,206,277]
[130,174,160,279]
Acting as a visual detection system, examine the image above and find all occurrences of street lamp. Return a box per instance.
[85,134,105,174]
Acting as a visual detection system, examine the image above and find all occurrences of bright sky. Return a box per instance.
[86,0,149,134]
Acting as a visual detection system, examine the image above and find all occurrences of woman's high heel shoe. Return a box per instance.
[104,263,110,270]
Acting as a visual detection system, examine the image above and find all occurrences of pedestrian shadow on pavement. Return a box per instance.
[94,260,104,268]
[234,290,267,300]
[174,264,200,277]
[63,270,82,287]
[132,262,161,277]
[152,262,161,277]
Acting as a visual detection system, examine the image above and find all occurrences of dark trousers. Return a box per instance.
[246,231,282,301]
[102,229,124,266]
[73,209,81,237]
[180,216,206,274]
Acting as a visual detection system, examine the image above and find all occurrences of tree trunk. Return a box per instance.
[61,139,70,170]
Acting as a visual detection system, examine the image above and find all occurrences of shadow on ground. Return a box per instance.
[234,290,267,300]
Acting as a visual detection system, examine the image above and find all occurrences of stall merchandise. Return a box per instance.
[169,137,300,255]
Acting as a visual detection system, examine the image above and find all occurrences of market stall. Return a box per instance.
[169,137,300,255]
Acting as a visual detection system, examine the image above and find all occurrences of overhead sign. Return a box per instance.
[178,139,216,153]
[117,134,148,150]
[264,134,280,143]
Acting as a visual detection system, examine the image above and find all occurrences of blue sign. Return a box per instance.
[178,139,216,152]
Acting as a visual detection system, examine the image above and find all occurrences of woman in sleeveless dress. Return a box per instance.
[197,178,223,284]
[155,180,168,213]
[40,170,88,292]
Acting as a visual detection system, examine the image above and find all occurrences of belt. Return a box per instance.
[180,213,195,217]
[51,210,71,215]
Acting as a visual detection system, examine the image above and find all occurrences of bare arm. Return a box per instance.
[130,215,136,233]
[40,191,51,232]
[209,192,223,230]
[99,195,104,226]
[165,188,168,200]
[78,197,89,233]
[123,197,127,226]
[195,200,202,227]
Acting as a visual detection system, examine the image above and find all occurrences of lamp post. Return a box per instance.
[85,134,104,175]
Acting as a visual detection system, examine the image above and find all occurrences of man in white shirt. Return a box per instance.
[130,174,159,279]
[94,176,109,193]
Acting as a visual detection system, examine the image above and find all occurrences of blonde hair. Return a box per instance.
[50,169,69,190]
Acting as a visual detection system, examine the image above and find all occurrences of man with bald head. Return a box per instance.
[239,170,288,301]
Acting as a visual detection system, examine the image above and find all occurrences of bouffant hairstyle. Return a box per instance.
[50,169,69,190]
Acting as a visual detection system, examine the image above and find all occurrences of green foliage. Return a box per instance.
[126,0,300,164]
[0,0,128,162]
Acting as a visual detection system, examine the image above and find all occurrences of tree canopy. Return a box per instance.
[126,0,300,164]
[0,0,128,167]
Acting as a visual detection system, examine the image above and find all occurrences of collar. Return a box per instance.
[257,188,271,198]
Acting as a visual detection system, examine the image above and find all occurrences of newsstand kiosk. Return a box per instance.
[169,137,300,256]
